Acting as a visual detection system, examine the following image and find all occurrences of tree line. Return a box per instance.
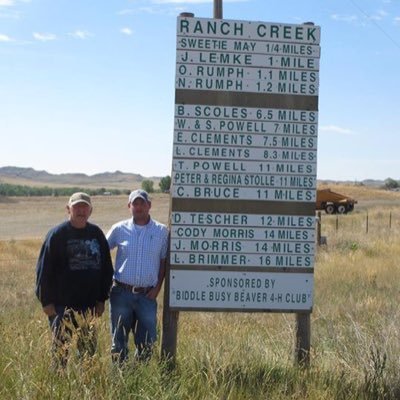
[384,178,400,190]
[0,176,172,197]
[2,176,397,196]
[0,183,128,197]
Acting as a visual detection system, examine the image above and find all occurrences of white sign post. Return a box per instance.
[162,15,321,366]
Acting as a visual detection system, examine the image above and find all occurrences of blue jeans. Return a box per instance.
[48,306,96,369]
[109,285,157,363]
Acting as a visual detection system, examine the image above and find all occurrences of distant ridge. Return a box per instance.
[0,166,391,189]
[318,179,385,187]
[0,166,161,189]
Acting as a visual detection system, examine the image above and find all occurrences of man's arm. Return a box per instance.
[35,232,58,316]
[97,230,114,316]
[146,258,166,300]
[105,225,117,250]
[146,227,169,300]
[95,301,105,317]
[42,304,57,316]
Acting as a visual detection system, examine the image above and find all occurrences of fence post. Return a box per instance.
[317,211,321,245]
[161,264,179,368]
[295,313,310,367]
[214,0,223,18]
[389,211,392,230]
[366,211,369,234]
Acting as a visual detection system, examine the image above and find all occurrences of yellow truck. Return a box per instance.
[316,188,357,214]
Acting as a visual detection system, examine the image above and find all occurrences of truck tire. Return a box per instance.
[325,204,335,214]
[337,205,346,214]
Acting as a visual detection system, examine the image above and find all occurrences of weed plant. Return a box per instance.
[1,204,400,399]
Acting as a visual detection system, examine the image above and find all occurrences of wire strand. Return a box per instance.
[348,0,400,50]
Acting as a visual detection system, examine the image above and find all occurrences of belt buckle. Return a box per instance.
[131,286,141,294]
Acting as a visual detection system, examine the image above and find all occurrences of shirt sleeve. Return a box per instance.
[97,230,114,302]
[160,228,169,260]
[106,225,117,250]
[35,231,57,307]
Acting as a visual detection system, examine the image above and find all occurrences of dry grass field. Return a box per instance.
[1,185,400,399]
[0,193,170,240]
[0,170,161,190]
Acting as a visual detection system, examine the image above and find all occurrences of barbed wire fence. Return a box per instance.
[316,210,400,246]
[1,209,400,268]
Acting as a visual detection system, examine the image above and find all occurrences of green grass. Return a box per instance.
[1,197,400,399]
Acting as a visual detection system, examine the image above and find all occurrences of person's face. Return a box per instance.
[68,202,92,228]
[129,198,151,225]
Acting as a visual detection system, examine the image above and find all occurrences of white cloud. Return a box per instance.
[138,6,160,14]
[152,0,209,3]
[33,32,57,41]
[0,9,20,19]
[394,16,400,25]
[69,30,92,39]
[117,0,247,17]
[152,0,246,3]
[331,14,358,23]
[0,33,13,41]
[120,27,133,35]
[119,8,159,16]
[370,9,388,21]
[117,9,135,15]
[319,125,355,135]
[0,0,14,6]
[118,7,170,16]
[0,0,32,5]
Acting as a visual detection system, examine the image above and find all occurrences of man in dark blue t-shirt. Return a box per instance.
[36,192,113,368]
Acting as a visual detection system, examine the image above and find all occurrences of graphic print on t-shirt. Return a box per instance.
[67,239,101,271]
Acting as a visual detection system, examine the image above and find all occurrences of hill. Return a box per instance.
[0,166,161,190]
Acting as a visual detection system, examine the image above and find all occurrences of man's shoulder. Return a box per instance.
[149,219,168,234]
[110,218,132,230]
[43,221,69,244]
[86,222,106,236]
[48,221,69,236]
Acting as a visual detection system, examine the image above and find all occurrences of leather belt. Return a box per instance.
[113,280,151,294]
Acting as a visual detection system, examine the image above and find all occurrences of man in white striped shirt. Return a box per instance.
[106,189,169,363]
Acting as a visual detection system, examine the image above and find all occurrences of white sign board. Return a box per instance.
[170,17,320,312]
[170,270,313,311]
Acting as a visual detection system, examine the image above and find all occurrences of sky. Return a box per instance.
[0,0,399,181]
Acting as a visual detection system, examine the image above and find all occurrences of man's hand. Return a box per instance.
[42,304,57,317]
[146,287,160,300]
[95,301,105,317]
